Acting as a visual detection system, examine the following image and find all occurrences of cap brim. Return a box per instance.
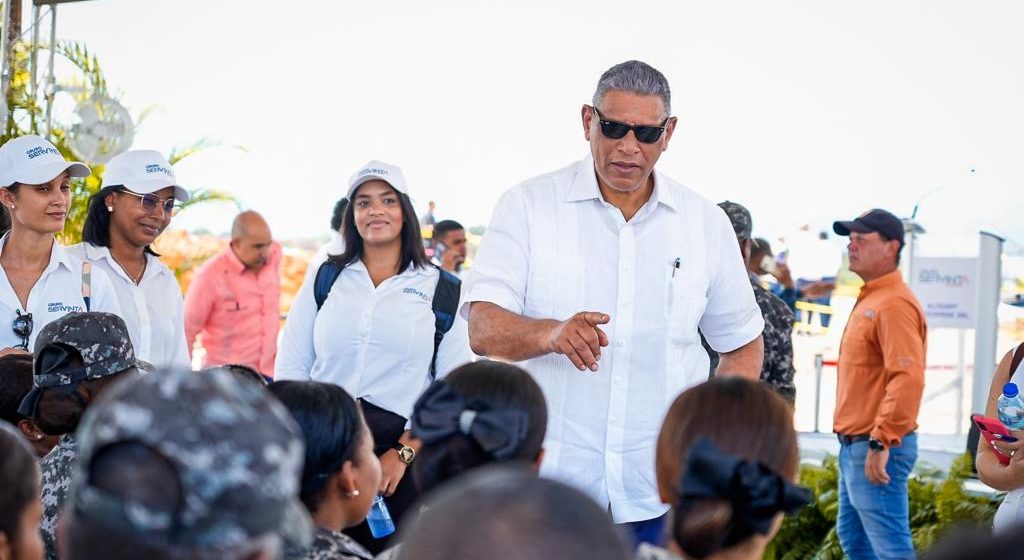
[347,173,389,199]
[15,161,91,186]
[832,220,874,236]
[278,498,314,549]
[122,180,190,203]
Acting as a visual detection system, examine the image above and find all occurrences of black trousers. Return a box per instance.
[343,399,420,554]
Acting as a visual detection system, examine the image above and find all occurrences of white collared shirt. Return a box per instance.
[67,243,190,368]
[276,260,473,421]
[0,234,122,350]
[464,156,764,523]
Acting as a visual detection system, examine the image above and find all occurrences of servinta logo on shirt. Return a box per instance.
[403,288,430,302]
[48,301,85,313]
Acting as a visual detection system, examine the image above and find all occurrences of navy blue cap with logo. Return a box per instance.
[832,209,905,247]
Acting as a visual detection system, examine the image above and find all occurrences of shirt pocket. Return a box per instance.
[214,298,246,317]
[840,311,879,366]
[665,270,708,344]
[524,254,585,320]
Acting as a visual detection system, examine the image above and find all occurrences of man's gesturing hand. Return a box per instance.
[546,312,611,372]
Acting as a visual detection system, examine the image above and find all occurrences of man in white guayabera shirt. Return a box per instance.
[464,60,765,547]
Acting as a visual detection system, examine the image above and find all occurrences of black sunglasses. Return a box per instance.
[120,190,181,217]
[591,106,669,144]
[12,310,32,350]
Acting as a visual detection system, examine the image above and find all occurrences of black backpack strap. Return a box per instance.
[1010,343,1024,383]
[313,260,345,311]
[429,267,462,379]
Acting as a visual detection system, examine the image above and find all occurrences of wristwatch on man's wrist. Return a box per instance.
[393,443,416,464]
[868,438,886,452]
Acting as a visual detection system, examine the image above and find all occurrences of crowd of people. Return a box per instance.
[0,59,1013,560]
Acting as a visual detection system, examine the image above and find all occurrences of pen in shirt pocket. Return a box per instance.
[671,257,681,278]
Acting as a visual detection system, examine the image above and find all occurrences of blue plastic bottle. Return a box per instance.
[366,494,396,538]
[997,382,1024,430]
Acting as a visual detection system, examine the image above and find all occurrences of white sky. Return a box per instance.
[36,0,1024,256]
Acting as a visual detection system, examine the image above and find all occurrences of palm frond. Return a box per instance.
[54,41,107,96]
[180,188,239,212]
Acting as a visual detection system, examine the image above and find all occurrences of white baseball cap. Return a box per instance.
[347,160,409,199]
[102,150,190,202]
[0,134,90,188]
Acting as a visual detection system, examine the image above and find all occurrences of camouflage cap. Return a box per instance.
[31,312,143,387]
[18,312,146,419]
[70,367,313,552]
[718,200,753,241]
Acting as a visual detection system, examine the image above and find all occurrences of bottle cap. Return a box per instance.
[1004,382,1020,398]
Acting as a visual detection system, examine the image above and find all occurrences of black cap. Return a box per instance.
[833,209,904,245]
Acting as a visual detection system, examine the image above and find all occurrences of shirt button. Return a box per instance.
[616,340,625,348]
[623,263,633,271]
[614,377,623,385]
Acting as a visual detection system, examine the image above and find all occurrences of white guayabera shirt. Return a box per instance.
[464,156,764,523]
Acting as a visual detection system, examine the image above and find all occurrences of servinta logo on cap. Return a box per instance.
[359,167,388,177]
[145,164,173,176]
[26,146,61,159]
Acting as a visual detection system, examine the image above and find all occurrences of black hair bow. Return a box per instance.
[411,381,529,461]
[680,438,811,537]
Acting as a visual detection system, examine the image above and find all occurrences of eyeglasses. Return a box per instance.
[591,106,669,144]
[12,310,32,350]
[120,190,181,217]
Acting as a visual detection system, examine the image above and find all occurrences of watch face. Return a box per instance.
[398,447,415,463]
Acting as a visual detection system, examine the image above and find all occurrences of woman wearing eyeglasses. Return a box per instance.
[276,160,473,553]
[0,135,121,356]
[69,150,191,368]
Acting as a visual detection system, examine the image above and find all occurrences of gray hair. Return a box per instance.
[592,60,672,116]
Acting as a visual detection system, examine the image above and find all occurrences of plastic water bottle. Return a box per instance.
[997,383,1024,430]
[366,494,395,538]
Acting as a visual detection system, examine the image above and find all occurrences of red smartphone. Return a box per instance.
[973,414,1013,465]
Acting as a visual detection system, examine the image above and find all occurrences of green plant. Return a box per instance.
[764,453,1001,559]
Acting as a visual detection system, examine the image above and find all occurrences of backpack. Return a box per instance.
[313,260,460,380]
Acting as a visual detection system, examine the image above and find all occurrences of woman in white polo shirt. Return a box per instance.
[0,135,121,355]
[276,160,472,553]
[68,150,191,367]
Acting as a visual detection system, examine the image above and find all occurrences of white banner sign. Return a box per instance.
[910,257,977,329]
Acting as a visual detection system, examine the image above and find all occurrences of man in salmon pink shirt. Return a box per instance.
[184,211,281,376]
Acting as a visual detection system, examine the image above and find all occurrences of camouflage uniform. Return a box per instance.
[70,366,313,555]
[284,528,373,560]
[17,312,146,560]
[750,273,796,402]
[706,202,796,403]
[39,433,78,560]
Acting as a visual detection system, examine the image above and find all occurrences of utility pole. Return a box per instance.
[0,0,23,136]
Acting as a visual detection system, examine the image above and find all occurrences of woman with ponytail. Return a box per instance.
[374,361,548,560]
[639,377,810,560]
[410,360,548,494]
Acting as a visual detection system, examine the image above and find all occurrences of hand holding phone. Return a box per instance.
[973,414,1016,465]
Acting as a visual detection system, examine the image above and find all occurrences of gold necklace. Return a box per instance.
[111,253,147,285]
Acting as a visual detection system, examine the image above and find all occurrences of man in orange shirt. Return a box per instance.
[184,211,281,376]
[832,209,926,560]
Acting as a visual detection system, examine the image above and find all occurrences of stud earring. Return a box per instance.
[347,490,361,498]
[35,434,43,440]
[107,206,114,212]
